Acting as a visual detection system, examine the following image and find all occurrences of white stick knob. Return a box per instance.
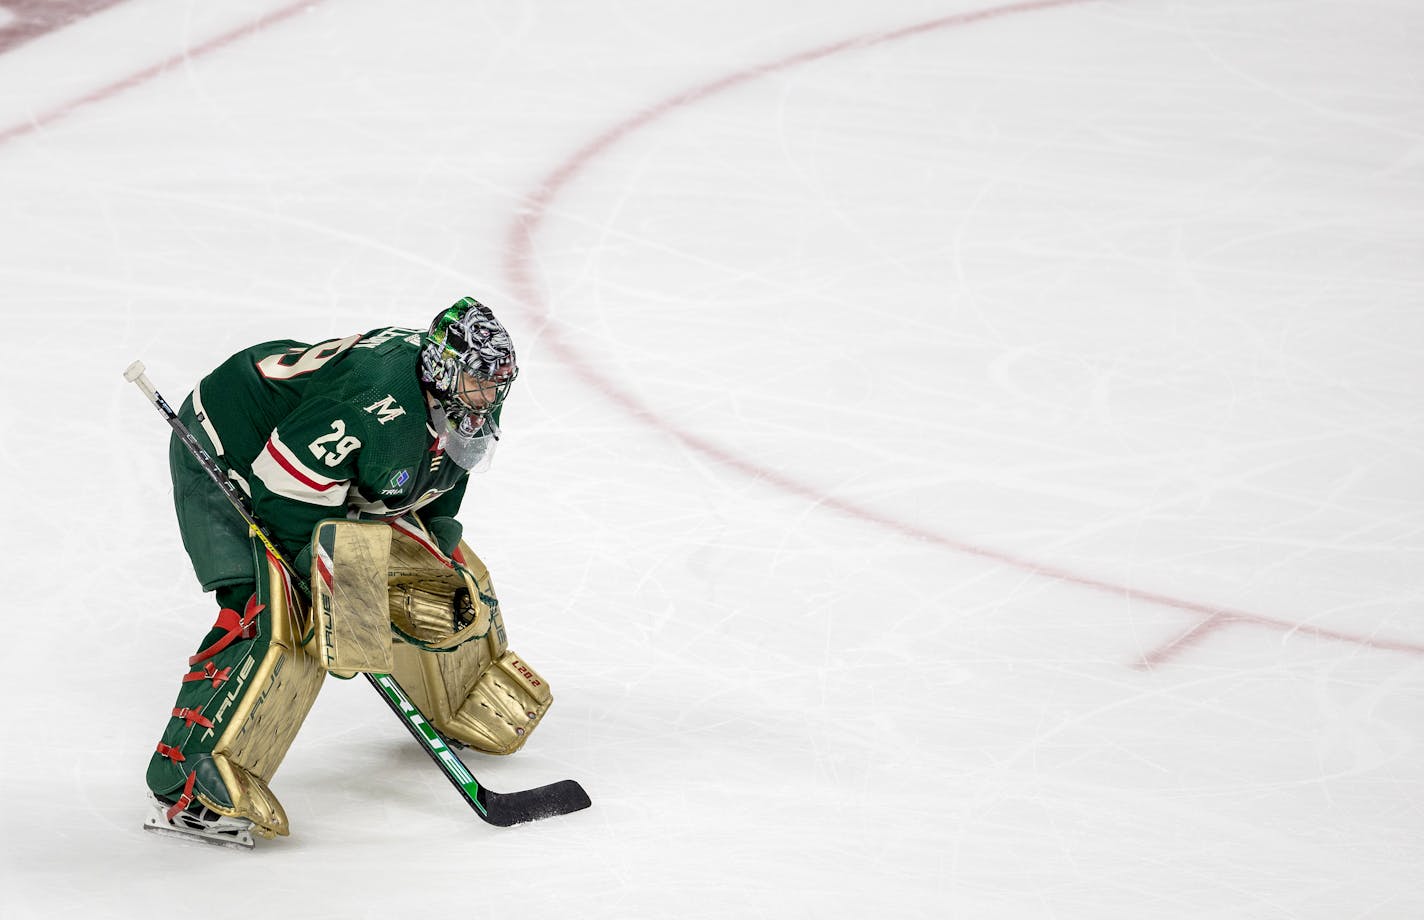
[123,359,160,404]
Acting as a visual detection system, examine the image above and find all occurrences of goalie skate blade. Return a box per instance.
[142,794,256,850]
[479,779,592,827]
[143,820,256,850]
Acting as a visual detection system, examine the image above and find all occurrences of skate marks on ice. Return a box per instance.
[0,0,1420,917]
[0,0,326,147]
[498,0,1424,670]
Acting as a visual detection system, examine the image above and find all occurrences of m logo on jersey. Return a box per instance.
[364,395,406,425]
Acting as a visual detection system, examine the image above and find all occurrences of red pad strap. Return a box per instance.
[156,743,186,763]
[182,661,232,687]
[189,595,265,666]
[165,772,198,822]
[172,706,214,729]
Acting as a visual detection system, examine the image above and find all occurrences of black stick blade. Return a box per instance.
[477,779,592,827]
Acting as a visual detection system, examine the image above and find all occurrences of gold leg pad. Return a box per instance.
[205,555,325,837]
[444,652,553,755]
[390,623,489,725]
[198,756,289,838]
[390,638,553,755]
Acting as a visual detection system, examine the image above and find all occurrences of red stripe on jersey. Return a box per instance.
[265,440,340,492]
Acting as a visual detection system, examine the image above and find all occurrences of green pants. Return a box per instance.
[169,394,257,594]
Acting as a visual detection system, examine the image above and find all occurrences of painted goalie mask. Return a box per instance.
[420,297,518,470]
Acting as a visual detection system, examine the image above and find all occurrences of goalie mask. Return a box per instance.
[420,297,518,470]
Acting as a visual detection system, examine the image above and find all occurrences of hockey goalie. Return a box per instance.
[143,298,553,848]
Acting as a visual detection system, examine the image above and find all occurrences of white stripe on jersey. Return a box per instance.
[228,469,252,498]
[192,383,225,457]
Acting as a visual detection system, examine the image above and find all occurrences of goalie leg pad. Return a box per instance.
[147,546,324,838]
[450,649,554,754]
[389,563,553,755]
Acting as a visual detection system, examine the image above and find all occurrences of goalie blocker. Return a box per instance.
[146,517,552,840]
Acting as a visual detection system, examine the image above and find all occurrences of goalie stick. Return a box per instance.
[124,360,591,828]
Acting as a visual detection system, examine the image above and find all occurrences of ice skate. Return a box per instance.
[142,791,255,850]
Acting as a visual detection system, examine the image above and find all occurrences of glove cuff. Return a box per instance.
[427,516,464,557]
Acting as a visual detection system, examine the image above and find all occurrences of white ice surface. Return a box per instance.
[1,1,1421,917]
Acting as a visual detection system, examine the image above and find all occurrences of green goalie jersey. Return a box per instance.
[190,326,491,557]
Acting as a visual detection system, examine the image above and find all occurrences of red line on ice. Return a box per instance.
[0,0,323,146]
[500,0,1424,667]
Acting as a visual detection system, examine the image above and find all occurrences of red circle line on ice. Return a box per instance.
[0,0,1415,667]
[499,0,1424,668]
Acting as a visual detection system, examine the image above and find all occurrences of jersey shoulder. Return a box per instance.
[313,328,433,460]
[320,328,426,422]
